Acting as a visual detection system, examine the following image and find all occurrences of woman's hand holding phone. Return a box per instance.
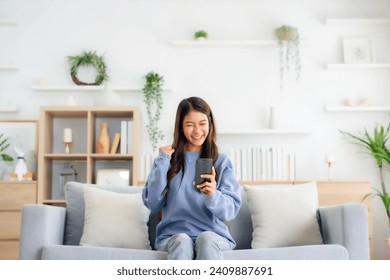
[197,166,216,196]
[195,158,216,196]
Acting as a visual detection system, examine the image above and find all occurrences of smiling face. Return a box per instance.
[182,109,209,152]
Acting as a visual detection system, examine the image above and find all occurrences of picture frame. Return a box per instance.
[96,169,130,186]
[342,37,375,64]
[0,120,38,180]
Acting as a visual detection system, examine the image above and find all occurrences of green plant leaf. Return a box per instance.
[341,123,390,218]
[0,133,14,162]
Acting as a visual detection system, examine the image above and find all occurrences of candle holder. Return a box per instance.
[325,153,335,181]
[326,161,334,181]
[64,142,72,154]
[63,128,73,154]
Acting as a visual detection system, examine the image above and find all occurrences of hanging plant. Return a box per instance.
[0,133,14,162]
[68,50,108,86]
[275,25,301,91]
[142,71,165,151]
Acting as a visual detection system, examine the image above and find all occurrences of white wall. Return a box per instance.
[1,0,390,259]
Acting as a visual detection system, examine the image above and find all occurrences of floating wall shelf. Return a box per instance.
[172,40,278,47]
[0,19,18,26]
[112,87,173,93]
[325,105,390,112]
[31,85,105,91]
[326,63,390,70]
[218,129,311,135]
[172,39,310,48]
[0,65,18,71]
[0,106,18,113]
[325,18,390,25]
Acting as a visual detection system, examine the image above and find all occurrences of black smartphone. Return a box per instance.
[195,158,213,186]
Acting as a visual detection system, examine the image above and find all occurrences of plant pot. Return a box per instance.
[276,26,298,41]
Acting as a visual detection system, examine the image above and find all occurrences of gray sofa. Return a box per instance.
[19,182,370,260]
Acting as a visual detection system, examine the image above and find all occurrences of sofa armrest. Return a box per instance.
[318,203,369,260]
[19,204,67,260]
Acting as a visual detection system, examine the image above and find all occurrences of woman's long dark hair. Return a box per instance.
[167,97,219,186]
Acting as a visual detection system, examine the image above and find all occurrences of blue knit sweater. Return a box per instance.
[142,151,241,247]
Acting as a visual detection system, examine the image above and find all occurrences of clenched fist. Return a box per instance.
[160,146,175,157]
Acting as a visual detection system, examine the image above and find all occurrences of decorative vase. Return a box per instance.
[268,106,278,129]
[97,122,110,154]
[14,147,28,181]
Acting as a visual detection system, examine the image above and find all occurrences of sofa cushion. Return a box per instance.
[227,186,253,249]
[80,186,151,249]
[243,182,323,248]
[64,181,146,246]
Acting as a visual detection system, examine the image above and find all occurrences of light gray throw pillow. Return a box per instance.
[64,181,144,245]
[244,182,323,248]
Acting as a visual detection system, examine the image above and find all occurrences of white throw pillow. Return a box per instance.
[243,182,323,248]
[80,186,151,249]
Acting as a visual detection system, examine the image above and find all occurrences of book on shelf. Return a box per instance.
[119,120,134,155]
[120,120,127,154]
[127,119,133,155]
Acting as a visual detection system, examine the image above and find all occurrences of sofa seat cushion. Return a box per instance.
[41,245,168,260]
[222,245,349,260]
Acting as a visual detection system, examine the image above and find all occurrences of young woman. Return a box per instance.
[142,96,241,260]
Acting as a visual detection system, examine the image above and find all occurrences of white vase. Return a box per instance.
[268,106,278,129]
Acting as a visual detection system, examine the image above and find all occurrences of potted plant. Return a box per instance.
[142,71,165,151]
[340,124,390,218]
[194,30,208,40]
[275,25,301,91]
[0,133,14,180]
[0,133,14,162]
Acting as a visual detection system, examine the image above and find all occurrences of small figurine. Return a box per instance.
[14,147,28,181]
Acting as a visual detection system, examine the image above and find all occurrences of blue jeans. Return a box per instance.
[156,231,234,260]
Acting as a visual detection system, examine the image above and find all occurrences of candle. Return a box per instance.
[326,153,334,163]
[63,128,72,143]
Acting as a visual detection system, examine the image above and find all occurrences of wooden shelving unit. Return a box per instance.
[37,106,141,204]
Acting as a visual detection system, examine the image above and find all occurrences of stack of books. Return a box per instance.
[110,120,134,154]
[229,146,296,181]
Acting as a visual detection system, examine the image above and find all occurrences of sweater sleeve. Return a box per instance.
[142,151,171,212]
[203,156,241,222]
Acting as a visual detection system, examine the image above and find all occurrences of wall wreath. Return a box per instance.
[68,51,108,86]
